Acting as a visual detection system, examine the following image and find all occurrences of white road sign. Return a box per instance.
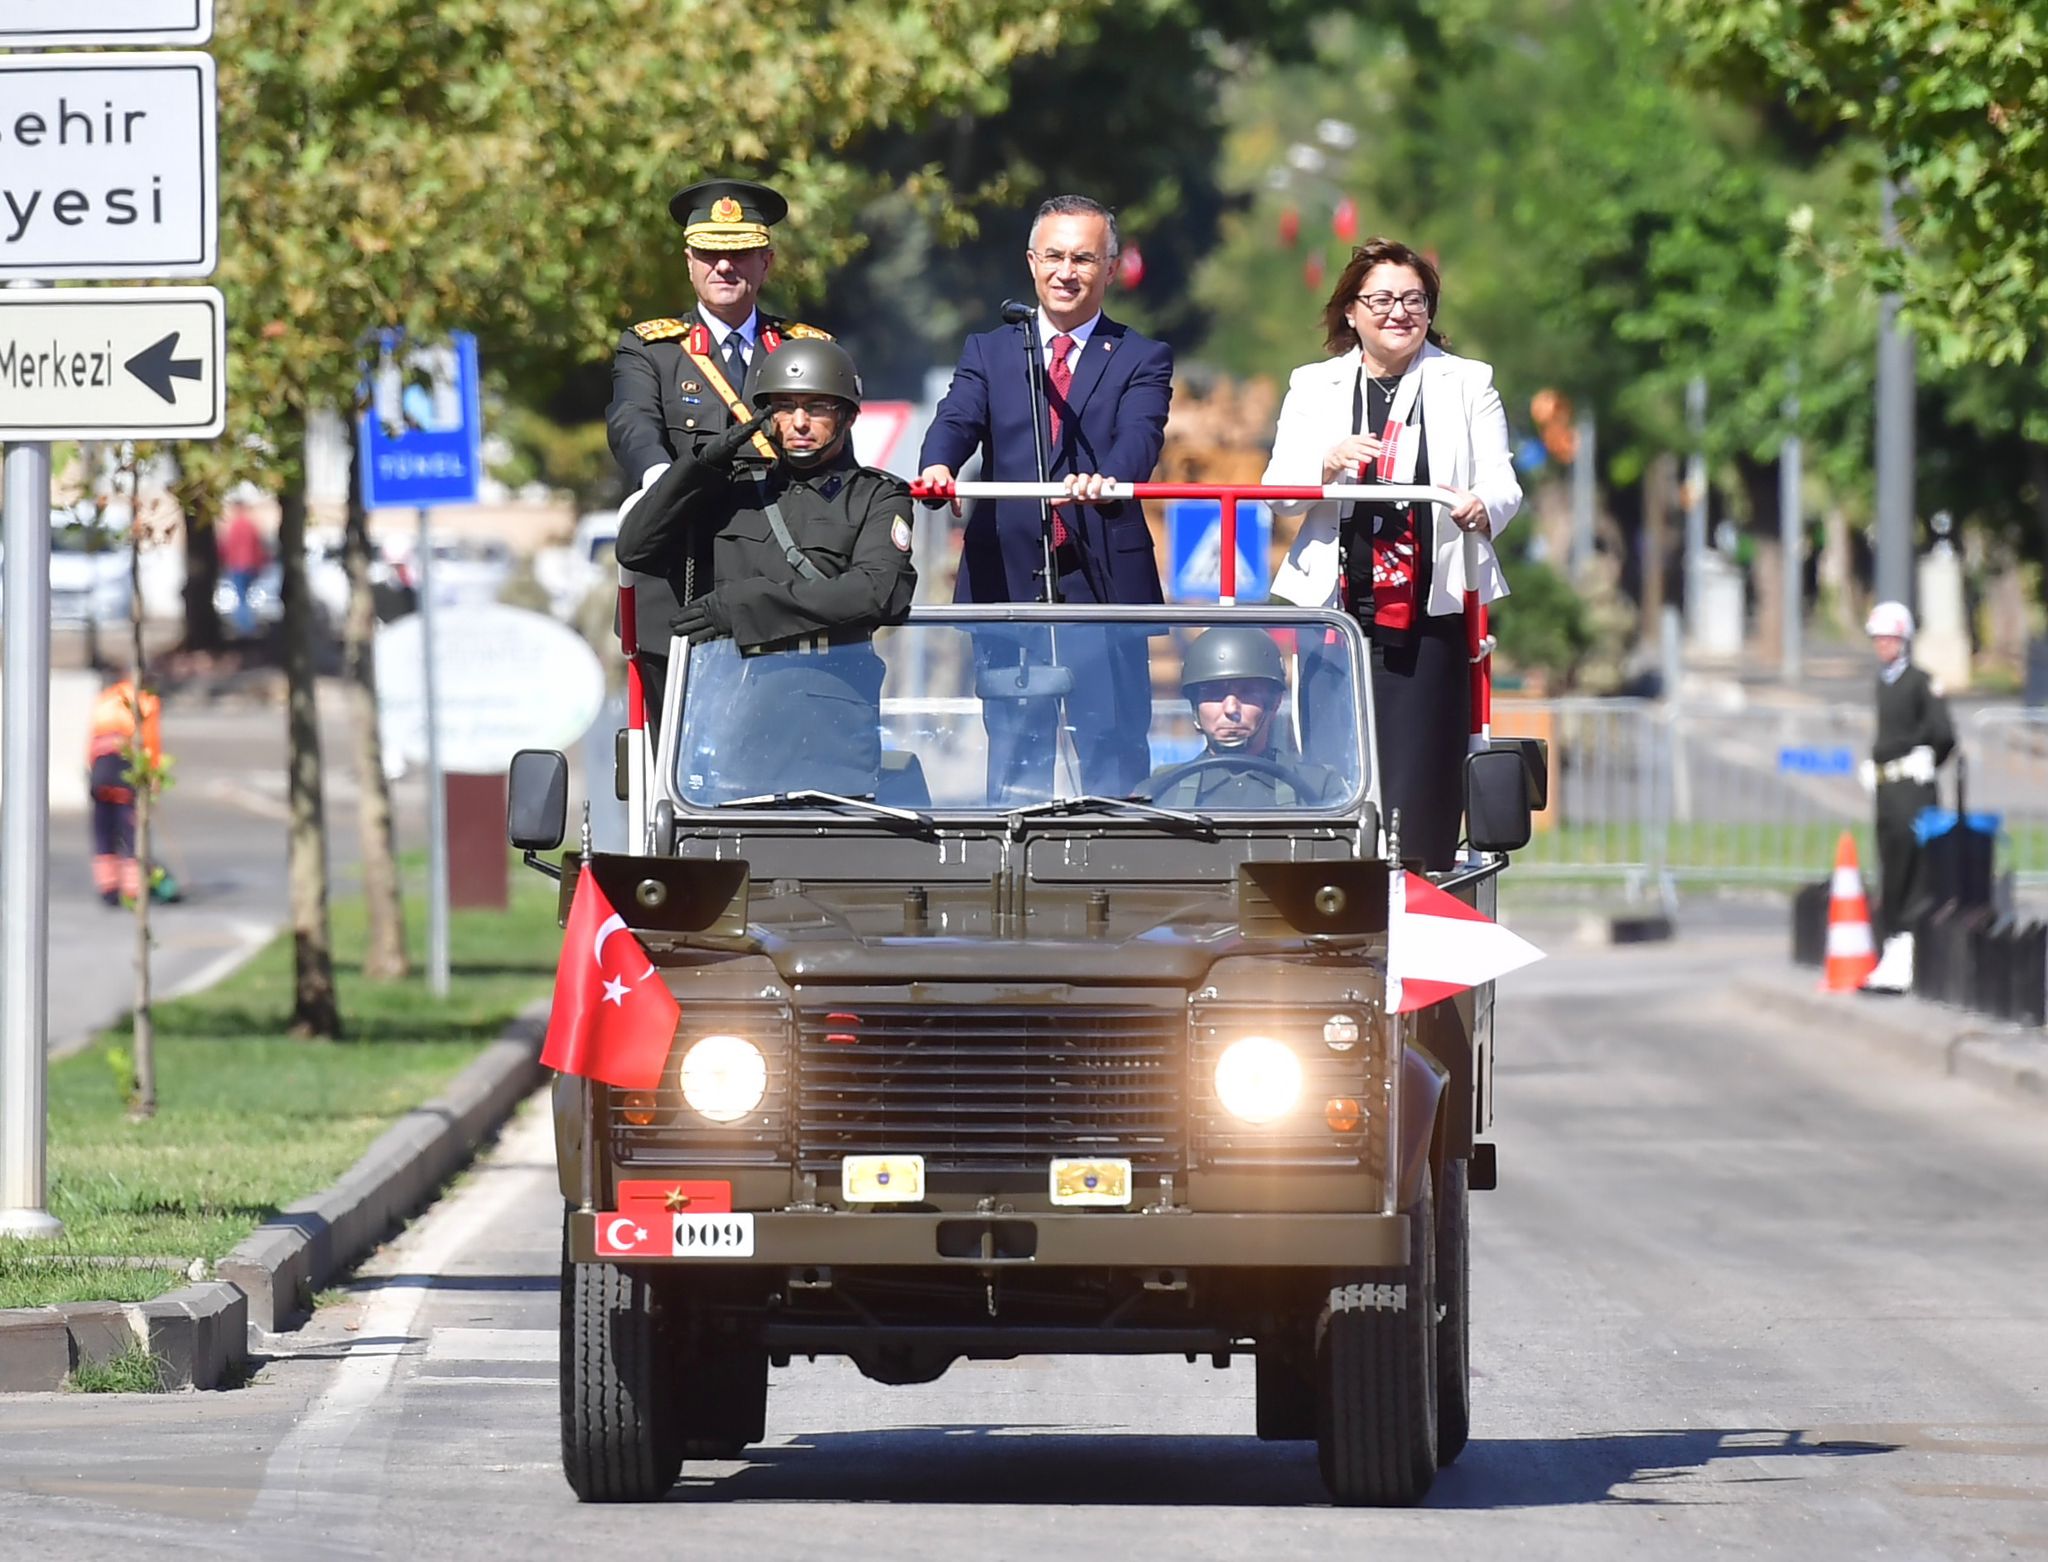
[0,286,225,440]
[0,52,217,279]
[0,1,214,46]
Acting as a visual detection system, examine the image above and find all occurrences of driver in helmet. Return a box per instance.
[615,337,917,795]
[1141,627,1344,808]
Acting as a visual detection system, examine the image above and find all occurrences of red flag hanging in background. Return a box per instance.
[1387,871,1543,1014]
[541,872,680,1089]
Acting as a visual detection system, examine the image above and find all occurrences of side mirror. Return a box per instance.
[974,661,1076,701]
[1465,748,1532,853]
[508,748,569,852]
[1489,736,1549,811]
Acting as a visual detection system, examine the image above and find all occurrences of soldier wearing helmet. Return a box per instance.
[615,336,917,796]
[1859,599,1956,990]
[1139,628,1343,809]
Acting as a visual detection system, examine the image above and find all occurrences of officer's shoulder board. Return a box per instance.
[630,317,691,342]
[779,320,833,341]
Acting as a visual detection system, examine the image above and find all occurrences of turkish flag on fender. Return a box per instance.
[541,871,681,1089]
[1388,871,1543,1014]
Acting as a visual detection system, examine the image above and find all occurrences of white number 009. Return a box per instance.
[672,1213,756,1257]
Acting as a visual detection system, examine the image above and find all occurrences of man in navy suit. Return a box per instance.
[919,195,1174,800]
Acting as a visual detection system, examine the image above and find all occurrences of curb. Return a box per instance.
[0,1006,546,1392]
[1738,977,2047,1110]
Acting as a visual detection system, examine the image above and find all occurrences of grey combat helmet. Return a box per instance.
[1181,626,1287,694]
[748,337,864,414]
[1181,627,1287,752]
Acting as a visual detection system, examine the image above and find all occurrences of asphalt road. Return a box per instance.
[1,926,2043,1559]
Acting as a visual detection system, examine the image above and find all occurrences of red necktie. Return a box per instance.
[1048,333,1075,547]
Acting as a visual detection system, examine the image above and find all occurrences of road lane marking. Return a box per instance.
[248,1100,552,1534]
[422,1328,553,1363]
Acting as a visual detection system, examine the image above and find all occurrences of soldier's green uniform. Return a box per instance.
[614,338,917,798]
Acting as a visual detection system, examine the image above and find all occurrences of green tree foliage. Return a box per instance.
[1653,0,2048,373]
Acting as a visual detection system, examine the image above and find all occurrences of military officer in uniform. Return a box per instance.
[1139,627,1345,809]
[607,177,833,721]
[614,337,917,799]
[1859,599,1956,991]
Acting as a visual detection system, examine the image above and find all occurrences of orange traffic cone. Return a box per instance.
[1822,832,1879,992]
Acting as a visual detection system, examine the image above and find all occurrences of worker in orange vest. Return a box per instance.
[87,668,167,907]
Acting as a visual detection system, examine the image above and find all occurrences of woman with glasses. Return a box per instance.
[1263,237,1522,869]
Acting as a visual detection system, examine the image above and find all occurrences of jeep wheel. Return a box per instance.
[560,1226,683,1502]
[1314,1167,1437,1505]
[1436,1157,1471,1466]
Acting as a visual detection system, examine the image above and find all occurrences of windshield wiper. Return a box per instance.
[716,789,932,827]
[1005,794,1213,831]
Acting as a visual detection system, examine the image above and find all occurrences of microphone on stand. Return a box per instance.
[1001,299,1060,604]
[999,298,1035,325]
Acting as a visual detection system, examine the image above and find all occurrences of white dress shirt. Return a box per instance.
[1036,308,1100,370]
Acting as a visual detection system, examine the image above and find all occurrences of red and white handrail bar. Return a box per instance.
[910,478,1491,744]
[617,563,649,850]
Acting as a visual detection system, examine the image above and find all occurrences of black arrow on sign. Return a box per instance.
[124,333,205,405]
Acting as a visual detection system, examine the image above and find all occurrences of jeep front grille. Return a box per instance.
[795,1005,1184,1176]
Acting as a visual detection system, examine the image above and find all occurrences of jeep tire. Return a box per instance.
[1314,1167,1438,1505]
[1436,1156,1472,1465]
[560,1227,683,1502]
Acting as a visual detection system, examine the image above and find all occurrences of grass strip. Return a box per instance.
[0,862,562,1311]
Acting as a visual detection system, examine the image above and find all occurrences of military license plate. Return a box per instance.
[842,1154,925,1203]
[1049,1158,1132,1207]
[671,1213,755,1257]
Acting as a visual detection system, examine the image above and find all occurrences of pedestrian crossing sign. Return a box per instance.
[1167,499,1271,602]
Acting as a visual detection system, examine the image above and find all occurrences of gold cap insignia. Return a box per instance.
[711,195,743,223]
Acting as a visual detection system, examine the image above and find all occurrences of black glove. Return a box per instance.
[671,593,732,646]
[700,408,776,472]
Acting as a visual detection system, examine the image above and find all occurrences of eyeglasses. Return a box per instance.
[1030,248,1106,273]
[1356,290,1432,317]
[767,397,846,418]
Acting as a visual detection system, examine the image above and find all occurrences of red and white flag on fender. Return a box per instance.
[1388,871,1543,1014]
[541,871,681,1089]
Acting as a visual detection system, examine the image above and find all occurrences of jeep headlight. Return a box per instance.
[679,1033,767,1123]
[1213,1036,1303,1125]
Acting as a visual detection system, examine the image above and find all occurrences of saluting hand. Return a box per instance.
[702,409,777,472]
[1322,434,1384,484]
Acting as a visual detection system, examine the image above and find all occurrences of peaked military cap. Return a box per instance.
[669,177,788,249]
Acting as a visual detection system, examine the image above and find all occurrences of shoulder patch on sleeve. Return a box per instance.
[630,317,689,342]
[891,515,913,553]
[781,321,833,341]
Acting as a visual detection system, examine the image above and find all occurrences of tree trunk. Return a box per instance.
[178,462,225,655]
[1640,454,1672,648]
[278,417,341,1038]
[126,460,157,1120]
[345,414,409,980]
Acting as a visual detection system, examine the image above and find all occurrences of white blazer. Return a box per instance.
[1264,342,1521,616]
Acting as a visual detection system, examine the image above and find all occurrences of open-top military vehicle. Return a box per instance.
[509,600,1540,1507]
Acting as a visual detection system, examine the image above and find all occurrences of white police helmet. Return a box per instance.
[1865,600,1915,640]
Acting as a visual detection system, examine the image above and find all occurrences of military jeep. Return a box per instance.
[509,603,1538,1507]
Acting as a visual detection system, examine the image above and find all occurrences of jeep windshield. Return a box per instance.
[662,605,1374,821]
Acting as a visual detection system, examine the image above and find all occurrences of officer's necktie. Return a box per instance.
[1047,333,1076,547]
[724,331,748,389]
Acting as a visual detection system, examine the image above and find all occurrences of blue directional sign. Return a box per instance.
[1776,745,1855,777]
[1167,499,1271,603]
[359,331,483,510]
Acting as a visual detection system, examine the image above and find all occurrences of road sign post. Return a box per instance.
[0,284,59,1236]
[360,332,485,1000]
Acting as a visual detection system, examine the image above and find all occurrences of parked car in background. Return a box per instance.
[381,534,515,610]
[532,511,620,621]
[47,513,135,626]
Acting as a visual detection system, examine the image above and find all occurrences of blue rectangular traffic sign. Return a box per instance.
[359,331,483,510]
[1167,499,1271,603]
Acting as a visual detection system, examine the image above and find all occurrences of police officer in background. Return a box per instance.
[614,337,917,797]
[1859,599,1956,991]
[1139,628,1343,809]
[607,177,833,717]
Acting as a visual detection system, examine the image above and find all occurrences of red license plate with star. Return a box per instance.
[614,1179,733,1219]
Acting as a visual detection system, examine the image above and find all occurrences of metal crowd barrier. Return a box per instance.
[1501,697,2048,896]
